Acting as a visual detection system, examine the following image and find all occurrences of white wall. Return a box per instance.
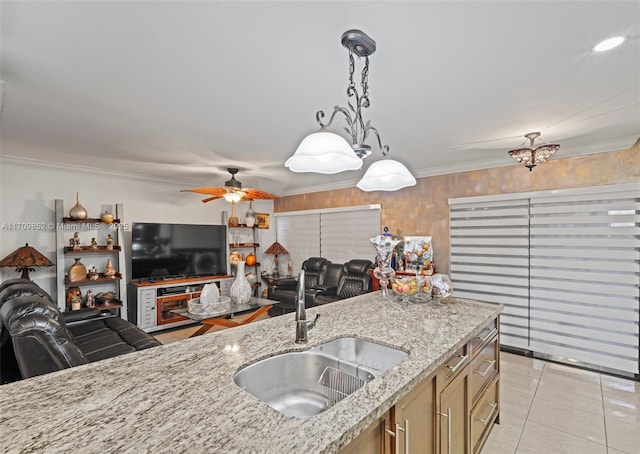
[0,158,275,297]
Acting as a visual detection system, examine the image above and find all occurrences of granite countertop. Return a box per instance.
[0,294,501,453]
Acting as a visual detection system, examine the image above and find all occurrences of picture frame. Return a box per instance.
[256,213,270,229]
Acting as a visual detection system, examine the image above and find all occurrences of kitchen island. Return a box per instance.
[0,294,501,453]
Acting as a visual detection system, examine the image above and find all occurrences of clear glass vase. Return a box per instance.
[370,233,402,301]
[230,260,252,304]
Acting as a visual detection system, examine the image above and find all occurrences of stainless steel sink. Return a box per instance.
[233,337,408,418]
[310,336,409,377]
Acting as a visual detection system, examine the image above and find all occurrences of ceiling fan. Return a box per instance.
[181,168,278,203]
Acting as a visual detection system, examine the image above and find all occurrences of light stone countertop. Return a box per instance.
[0,294,501,453]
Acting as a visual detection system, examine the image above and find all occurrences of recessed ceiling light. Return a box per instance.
[592,36,626,52]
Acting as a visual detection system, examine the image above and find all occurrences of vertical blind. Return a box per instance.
[450,184,640,376]
[275,205,380,273]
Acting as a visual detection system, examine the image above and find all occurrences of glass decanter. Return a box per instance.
[370,228,402,301]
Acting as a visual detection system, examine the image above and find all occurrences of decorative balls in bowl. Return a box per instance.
[391,276,419,302]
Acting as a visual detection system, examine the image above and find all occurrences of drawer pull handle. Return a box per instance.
[474,360,496,378]
[476,327,498,344]
[478,402,498,426]
[445,354,468,376]
[439,409,452,454]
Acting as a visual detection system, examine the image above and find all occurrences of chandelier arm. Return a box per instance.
[366,125,390,156]
[315,107,358,144]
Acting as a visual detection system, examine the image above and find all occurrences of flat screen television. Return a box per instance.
[131,222,227,281]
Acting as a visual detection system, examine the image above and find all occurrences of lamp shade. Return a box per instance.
[357,159,417,192]
[285,131,363,174]
[0,243,54,280]
[264,241,289,256]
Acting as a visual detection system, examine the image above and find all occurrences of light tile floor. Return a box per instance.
[482,352,640,454]
[154,326,639,454]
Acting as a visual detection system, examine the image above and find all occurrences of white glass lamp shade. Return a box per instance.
[357,159,417,192]
[223,191,243,203]
[285,131,363,174]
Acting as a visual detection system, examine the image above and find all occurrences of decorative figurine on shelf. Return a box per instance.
[85,289,95,308]
[103,259,116,278]
[90,237,98,250]
[66,287,82,311]
[89,266,99,280]
[73,232,82,251]
[106,234,114,250]
[68,238,74,248]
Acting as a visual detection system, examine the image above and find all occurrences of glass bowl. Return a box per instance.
[391,275,420,304]
[430,274,453,300]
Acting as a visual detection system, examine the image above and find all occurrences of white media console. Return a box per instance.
[127,275,233,332]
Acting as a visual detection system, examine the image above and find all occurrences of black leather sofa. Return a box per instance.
[0,279,160,383]
[267,258,373,315]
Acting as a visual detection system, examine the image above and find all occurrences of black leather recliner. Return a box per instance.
[315,259,374,305]
[0,279,160,383]
[267,258,373,315]
[267,257,331,316]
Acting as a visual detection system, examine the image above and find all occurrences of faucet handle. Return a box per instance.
[309,313,320,329]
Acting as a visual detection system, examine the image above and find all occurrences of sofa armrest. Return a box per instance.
[63,308,106,325]
[312,285,338,295]
[271,278,298,289]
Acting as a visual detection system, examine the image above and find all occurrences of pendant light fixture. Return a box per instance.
[286,29,416,191]
[508,132,560,171]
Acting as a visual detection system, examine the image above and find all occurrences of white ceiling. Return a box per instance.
[1,1,639,196]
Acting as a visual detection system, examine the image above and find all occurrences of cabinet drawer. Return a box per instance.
[470,335,499,404]
[471,378,499,454]
[438,344,469,386]
[468,317,498,356]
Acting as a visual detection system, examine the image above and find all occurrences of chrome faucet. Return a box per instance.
[295,269,320,344]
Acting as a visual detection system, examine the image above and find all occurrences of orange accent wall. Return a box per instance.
[275,141,640,274]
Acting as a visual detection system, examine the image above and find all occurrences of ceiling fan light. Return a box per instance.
[223,191,243,203]
[356,159,416,192]
[286,132,362,174]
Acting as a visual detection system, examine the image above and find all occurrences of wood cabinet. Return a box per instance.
[340,411,392,454]
[438,365,470,454]
[340,316,500,454]
[394,373,437,453]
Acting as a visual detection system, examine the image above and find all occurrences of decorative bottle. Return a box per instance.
[230,260,252,304]
[245,201,256,228]
[69,193,88,221]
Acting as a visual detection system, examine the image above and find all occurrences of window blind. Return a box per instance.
[450,199,531,349]
[275,213,320,275]
[528,188,640,374]
[275,205,380,274]
[450,184,640,376]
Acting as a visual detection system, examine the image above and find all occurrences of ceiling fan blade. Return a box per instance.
[180,187,227,196]
[201,195,222,203]
[243,188,279,200]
